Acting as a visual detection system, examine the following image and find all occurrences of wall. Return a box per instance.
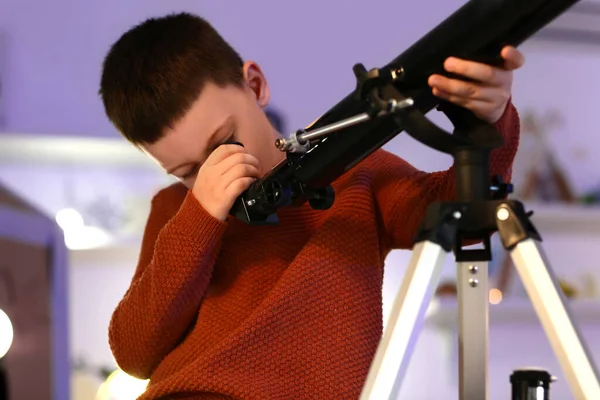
[0,0,465,138]
[508,39,600,195]
[4,0,598,189]
[2,0,600,198]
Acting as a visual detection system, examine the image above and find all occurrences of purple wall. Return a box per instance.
[3,0,600,196]
[4,0,600,193]
[0,0,465,138]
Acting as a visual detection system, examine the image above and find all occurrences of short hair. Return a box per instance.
[99,12,244,145]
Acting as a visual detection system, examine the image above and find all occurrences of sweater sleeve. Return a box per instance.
[108,188,228,379]
[373,101,521,250]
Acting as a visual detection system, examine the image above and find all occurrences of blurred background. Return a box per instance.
[1,0,600,399]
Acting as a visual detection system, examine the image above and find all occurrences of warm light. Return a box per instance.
[55,208,84,230]
[96,369,148,400]
[55,208,112,250]
[0,308,14,359]
[489,288,503,305]
[72,370,103,400]
[63,226,112,250]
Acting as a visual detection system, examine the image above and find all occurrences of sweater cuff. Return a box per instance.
[164,190,229,247]
[492,98,515,134]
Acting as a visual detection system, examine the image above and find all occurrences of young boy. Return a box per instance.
[99,12,524,400]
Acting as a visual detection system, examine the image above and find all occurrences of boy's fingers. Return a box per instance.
[501,46,526,70]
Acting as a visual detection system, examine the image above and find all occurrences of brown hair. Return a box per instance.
[99,12,244,145]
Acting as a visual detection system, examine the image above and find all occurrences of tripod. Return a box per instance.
[236,59,600,397]
[358,104,600,399]
[231,54,600,396]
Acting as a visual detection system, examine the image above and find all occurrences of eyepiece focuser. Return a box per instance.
[275,131,309,152]
[274,97,414,154]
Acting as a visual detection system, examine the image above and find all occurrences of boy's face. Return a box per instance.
[141,61,285,189]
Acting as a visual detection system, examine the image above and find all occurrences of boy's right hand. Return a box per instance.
[192,144,261,221]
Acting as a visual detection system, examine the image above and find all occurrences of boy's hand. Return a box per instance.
[428,46,525,124]
[193,144,261,221]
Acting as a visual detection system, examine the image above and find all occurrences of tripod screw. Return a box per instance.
[468,265,479,274]
[469,278,479,287]
[490,175,514,199]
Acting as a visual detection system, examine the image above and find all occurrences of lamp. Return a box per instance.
[96,369,148,400]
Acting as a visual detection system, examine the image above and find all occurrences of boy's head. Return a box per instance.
[99,12,283,188]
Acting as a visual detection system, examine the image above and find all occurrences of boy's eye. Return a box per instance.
[181,165,199,180]
[214,133,237,151]
[179,132,236,181]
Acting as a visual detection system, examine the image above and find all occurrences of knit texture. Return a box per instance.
[109,103,520,400]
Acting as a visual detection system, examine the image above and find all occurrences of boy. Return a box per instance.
[99,12,524,400]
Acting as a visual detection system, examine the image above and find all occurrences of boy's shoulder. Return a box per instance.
[150,181,189,215]
[350,148,415,177]
[363,148,405,165]
[329,148,416,196]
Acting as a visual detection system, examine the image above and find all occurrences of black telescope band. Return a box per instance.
[229,0,580,225]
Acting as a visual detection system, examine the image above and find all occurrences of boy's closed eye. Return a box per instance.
[181,165,199,180]
[222,140,244,147]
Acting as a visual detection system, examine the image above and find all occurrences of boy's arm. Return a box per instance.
[373,101,521,250]
[108,187,228,379]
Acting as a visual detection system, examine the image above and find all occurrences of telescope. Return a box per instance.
[230,0,600,399]
[230,0,581,226]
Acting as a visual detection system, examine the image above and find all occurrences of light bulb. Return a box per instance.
[97,369,148,400]
[0,308,14,359]
[63,226,112,250]
[55,208,112,250]
[55,208,84,230]
[489,288,503,305]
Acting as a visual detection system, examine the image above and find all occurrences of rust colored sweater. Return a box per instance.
[109,104,520,399]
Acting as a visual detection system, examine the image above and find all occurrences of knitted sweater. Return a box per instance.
[109,103,520,400]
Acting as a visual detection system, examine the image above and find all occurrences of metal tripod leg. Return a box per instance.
[457,260,490,400]
[360,241,449,400]
[507,239,600,399]
[498,204,600,400]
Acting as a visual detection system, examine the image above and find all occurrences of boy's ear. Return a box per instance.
[243,60,270,108]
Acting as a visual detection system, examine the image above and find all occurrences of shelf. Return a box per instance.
[524,202,600,235]
[64,201,600,269]
[426,297,600,330]
[0,133,159,168]
[68,235,143,268]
